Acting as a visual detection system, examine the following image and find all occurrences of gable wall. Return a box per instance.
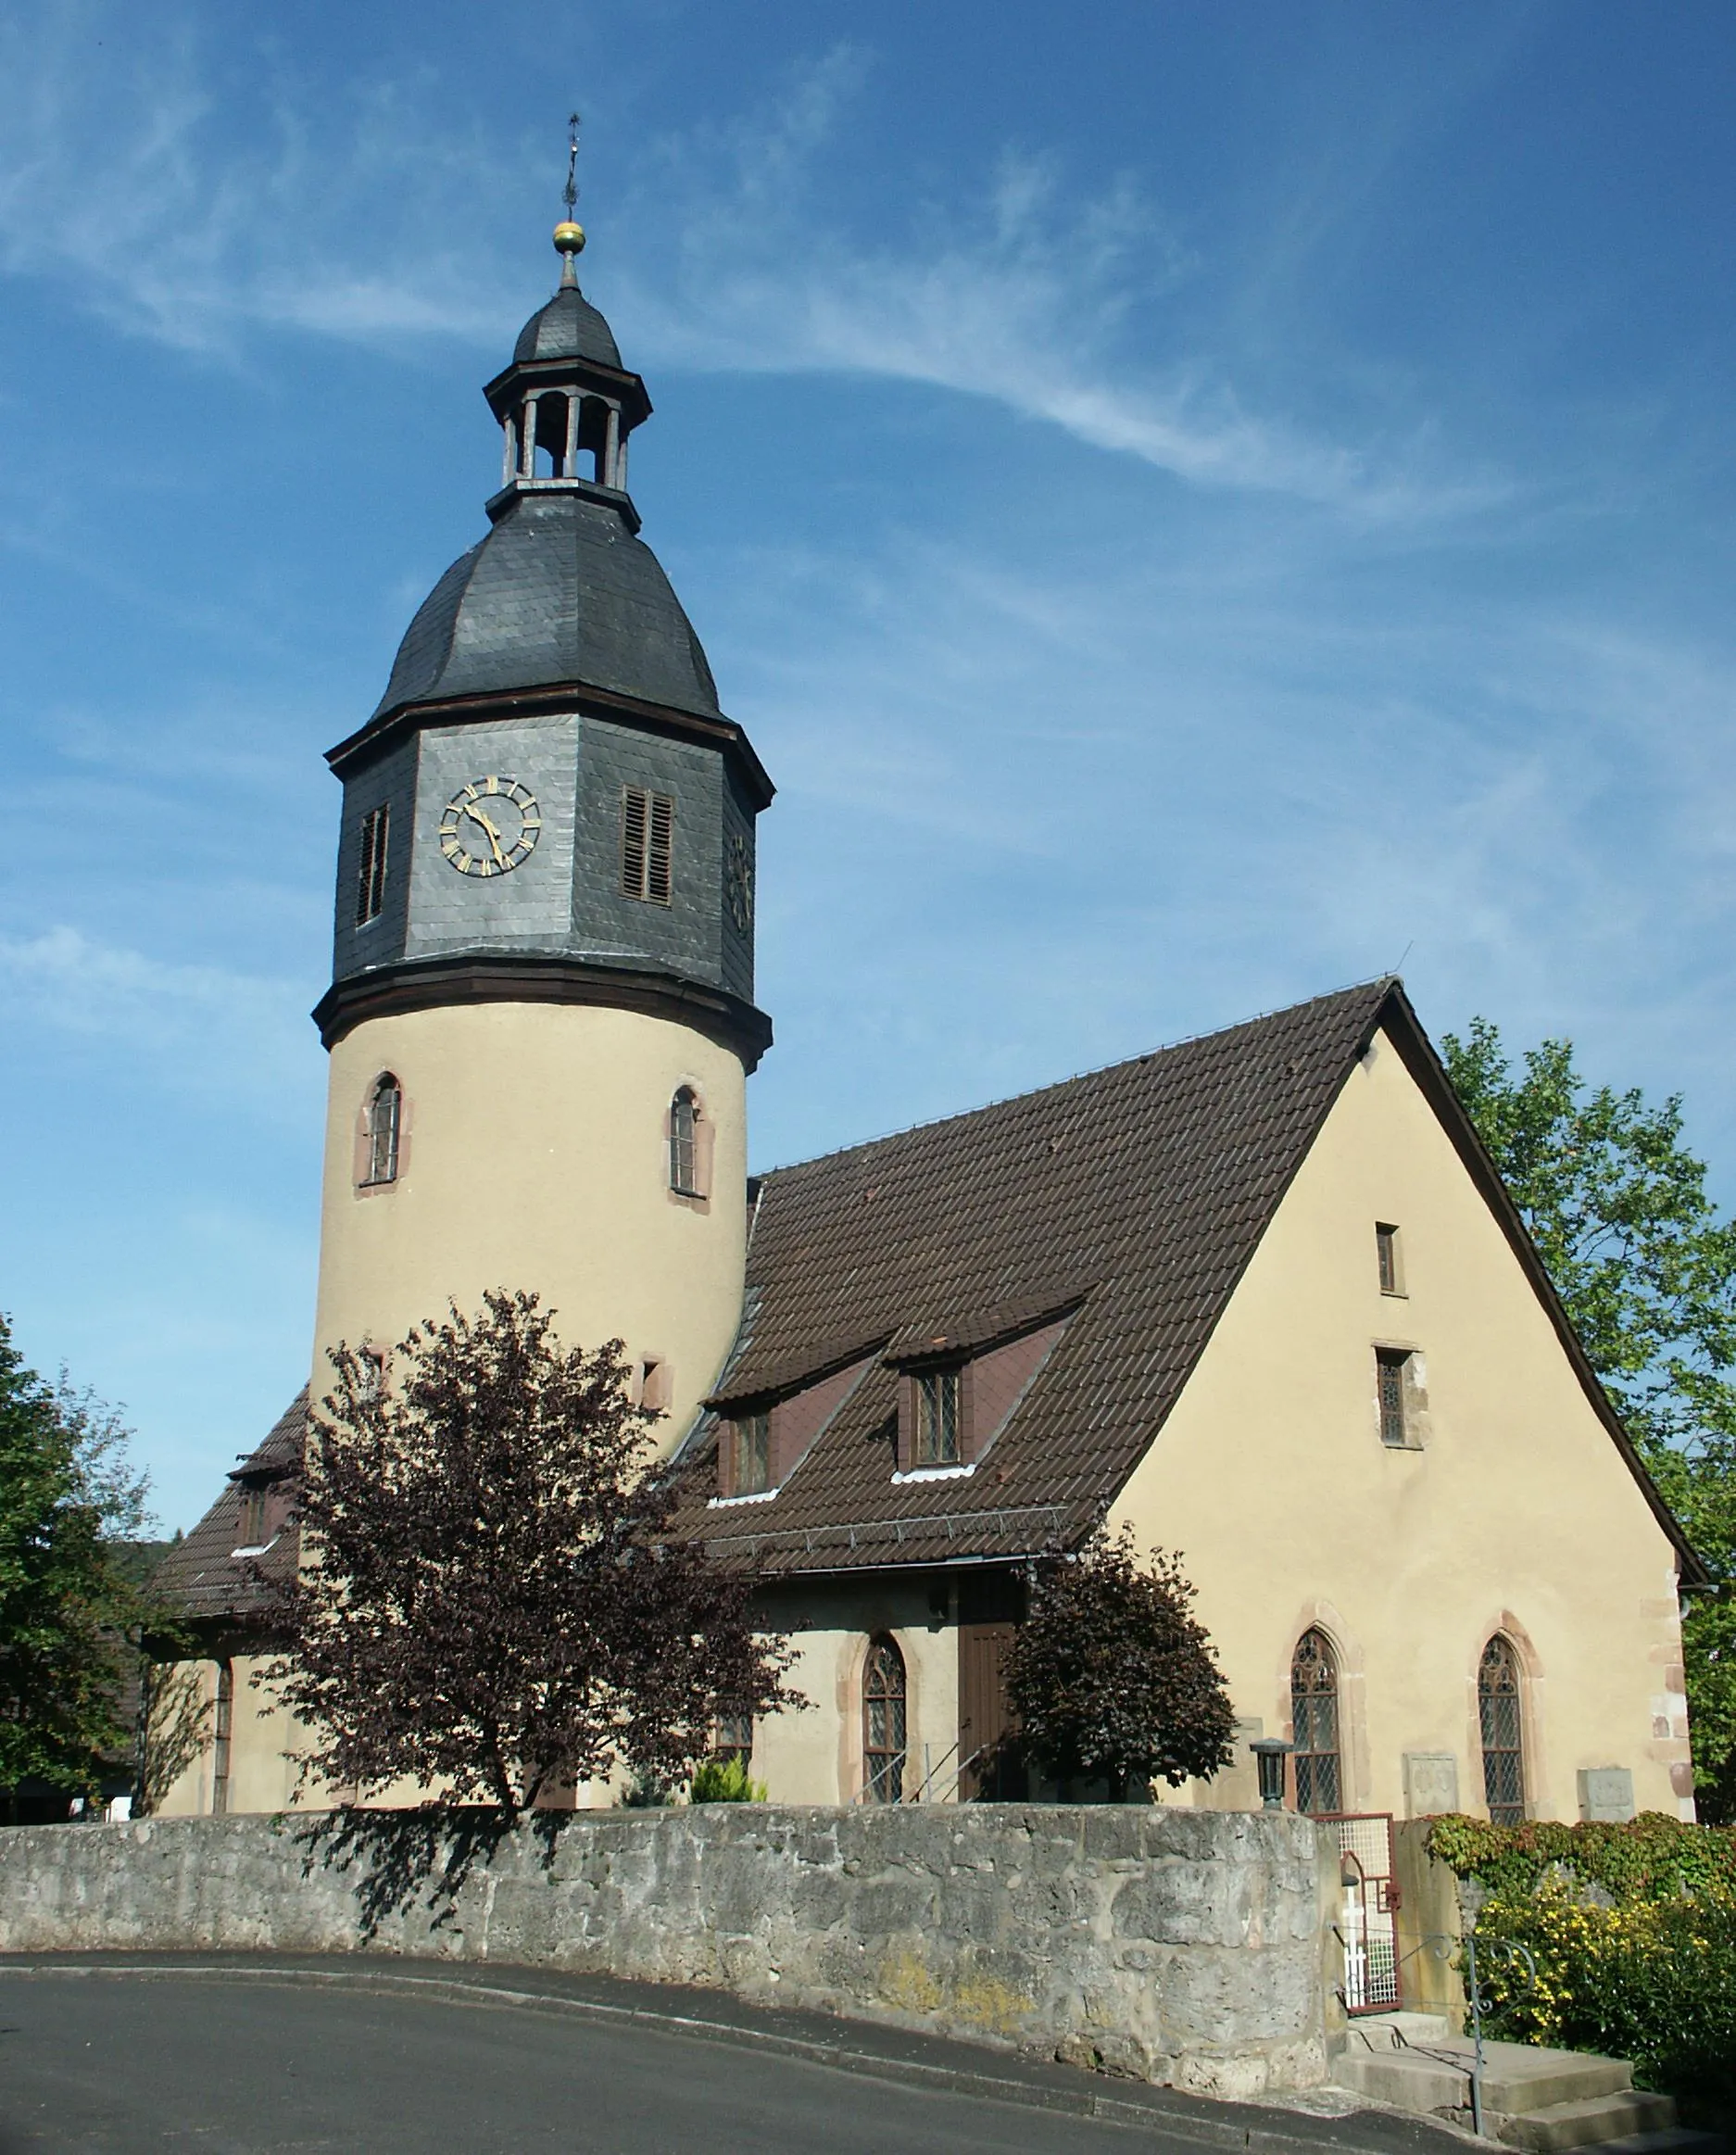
[1109,1025,1692,1823]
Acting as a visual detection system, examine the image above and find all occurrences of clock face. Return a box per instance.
[725,831,754,931]
[439,777,541,877]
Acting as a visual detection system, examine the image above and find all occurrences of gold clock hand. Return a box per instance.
[466,804,508,866]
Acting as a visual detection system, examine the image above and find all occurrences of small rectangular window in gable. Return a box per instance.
[1377,1222,1403,1295]
[914,1369,962,1467]
[356,804,390,925]
[621,787,675,904]
[1376,1347,1411,1447]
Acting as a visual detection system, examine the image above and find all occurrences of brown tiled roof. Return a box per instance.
[670,980,1400,1575]
[155,1389,307,1625]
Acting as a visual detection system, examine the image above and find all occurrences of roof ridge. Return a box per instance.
[755,975,1397,1184]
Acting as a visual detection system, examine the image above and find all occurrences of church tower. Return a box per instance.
[308,208,772,1447]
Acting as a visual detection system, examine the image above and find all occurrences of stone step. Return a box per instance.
[1340,2010,1453,2052]
[1491,2091,1679,2152]
[1332,2039,1633,2121]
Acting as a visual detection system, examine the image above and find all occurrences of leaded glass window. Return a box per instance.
[862,1635,907,1803]
[1290,1629,1342,1815]
[1479,1635,1526,1826]
[1376,1348,1410,1446]
[913,1369,961,1467]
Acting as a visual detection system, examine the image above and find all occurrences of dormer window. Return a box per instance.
[235,1483,269,1551]
[913,1369,962,1467]
[726,1413,772,1498]
[891,1307,1075,1479]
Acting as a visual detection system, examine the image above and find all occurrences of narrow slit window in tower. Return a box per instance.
[364,1076,401,1187]
[356,804,390,925]
[670,1086,699,1196]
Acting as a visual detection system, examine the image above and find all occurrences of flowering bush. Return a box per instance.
[1426,1814,1736,2111]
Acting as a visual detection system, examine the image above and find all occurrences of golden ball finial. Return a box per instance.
[553,221,586,257]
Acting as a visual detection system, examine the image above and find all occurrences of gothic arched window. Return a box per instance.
[1289,1629,1342,1815]
[862,1635,907,1804]
[669,1087,700,1196]
[1479,1635,1526,1826]
[363,1075,401,1188]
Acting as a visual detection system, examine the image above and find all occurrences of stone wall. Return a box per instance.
[0,1805,1335,2097]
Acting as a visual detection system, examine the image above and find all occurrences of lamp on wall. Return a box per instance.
[1250,1738,1292,1811]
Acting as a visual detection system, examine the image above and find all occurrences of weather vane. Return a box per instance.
[554,110,585,285]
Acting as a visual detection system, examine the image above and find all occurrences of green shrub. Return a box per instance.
[1426,1814,1736,2112]
[688,1756,767,1804]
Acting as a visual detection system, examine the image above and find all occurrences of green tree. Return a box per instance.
[1441,1020,1736,1818]
[0,1313,156,1817]
[266,1291,801,1817]
[1003,1529,1237,1799]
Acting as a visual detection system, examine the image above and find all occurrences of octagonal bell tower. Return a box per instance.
[308,215,772,1449]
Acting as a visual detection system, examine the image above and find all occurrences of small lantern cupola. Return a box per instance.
[483,120,649,515]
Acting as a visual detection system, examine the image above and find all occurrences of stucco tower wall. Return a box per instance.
[314,1000,748,1453]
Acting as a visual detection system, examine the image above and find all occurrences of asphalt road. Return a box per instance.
[0,1971,1189,2154]
[0,1962,1471,2155]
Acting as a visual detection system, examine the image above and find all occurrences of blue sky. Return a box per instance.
[3,2,1733,1531]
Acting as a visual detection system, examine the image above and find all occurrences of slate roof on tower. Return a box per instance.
[670,978,1701,1581]
[369,493,723,725]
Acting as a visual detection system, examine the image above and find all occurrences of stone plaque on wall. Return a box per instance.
[1403,1752,1460,1817]
[1577,1767,1635,1821]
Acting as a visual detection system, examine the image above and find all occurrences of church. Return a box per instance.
[155,210,1701,1836]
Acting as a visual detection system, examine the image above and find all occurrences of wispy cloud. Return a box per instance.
[0,926,310,1102]
[0,8,1487,513]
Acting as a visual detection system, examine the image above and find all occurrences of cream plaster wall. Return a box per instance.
[750,1581,960,1806]
[314,1001,748,1456]
[1111,1027,1692,1824]
[150,1657,306,1820]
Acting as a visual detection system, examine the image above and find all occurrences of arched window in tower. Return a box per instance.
[1478,1635,1526,1825]
[1289,1629,1342,1814]
[363,1075,401,1188]
[862,1635,907,1804]
[669,1087,701,1197]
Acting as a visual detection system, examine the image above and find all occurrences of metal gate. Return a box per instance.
[1322,1812,1401,2013]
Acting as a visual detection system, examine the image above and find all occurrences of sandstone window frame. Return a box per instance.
[1289,1627,1342,1816]
[862,1633,908,1804]
[354,1073,409,1194]
[1373,1342,1429,1451]
[1478,1633,1528,1826]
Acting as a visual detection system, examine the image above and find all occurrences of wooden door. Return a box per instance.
[957,1621,1019,1800]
